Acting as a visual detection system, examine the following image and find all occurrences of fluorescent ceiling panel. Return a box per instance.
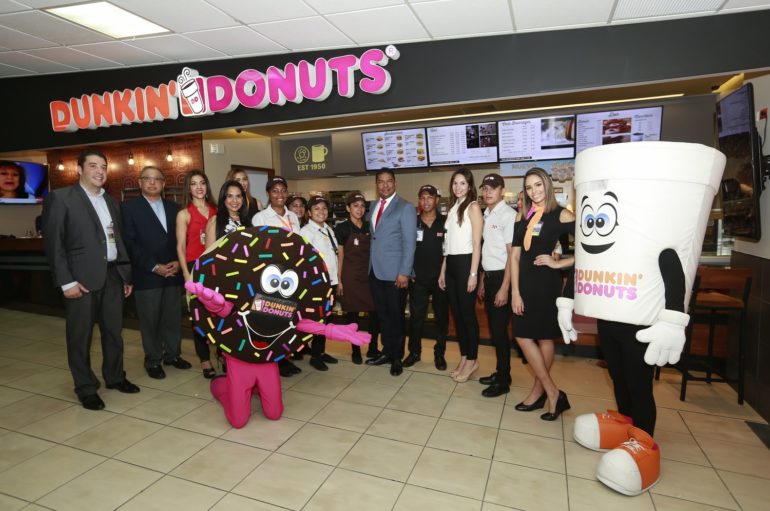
[46,2,168,38]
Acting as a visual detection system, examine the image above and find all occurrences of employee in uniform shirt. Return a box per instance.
[405,185,449,371]
[477,174,516,397]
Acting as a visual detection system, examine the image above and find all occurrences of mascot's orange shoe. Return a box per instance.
[573,410,633,451]
[597,427,660,496]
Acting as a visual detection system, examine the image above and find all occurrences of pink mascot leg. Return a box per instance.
[253,362,283,420]
[211,354,260,428]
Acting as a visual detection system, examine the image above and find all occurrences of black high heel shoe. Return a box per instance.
[217,354,227,375]
[540,391,570,421]
[515,393,547,412]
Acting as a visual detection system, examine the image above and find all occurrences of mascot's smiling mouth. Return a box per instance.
[581,242,615,254]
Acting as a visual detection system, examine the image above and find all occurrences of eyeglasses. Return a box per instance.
[140,177,164,183]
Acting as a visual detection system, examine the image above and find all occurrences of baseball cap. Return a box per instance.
[307,195,330,209]
[265,176,288,191]
[480,173,504,189]
[346,191,366,205]
[418,184,439,197]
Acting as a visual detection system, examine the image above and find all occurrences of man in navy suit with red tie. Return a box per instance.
[121,166,191,379]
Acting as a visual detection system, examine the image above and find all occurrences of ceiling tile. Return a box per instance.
[12,0,81,7]
[70,41,169,66]
[305,0,404,15]
[127,34,226,61]
[206,0,316,23]
[110,0,236,32]
[25,46,119,70]
[411,0,512,38]
[0,0,29,14]
[722,0,770,10]
[251,17,354,50]
[0,24,55,49]
[326,5,429,45]
[0,59,34,76]
[0,10,110,45]
[185,26,285,56]
[0,50,76,72]
[512,0,613,30]
[613,0,722,20]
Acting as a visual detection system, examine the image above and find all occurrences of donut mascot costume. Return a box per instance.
[556,142,725,495]
[185,226,370,428]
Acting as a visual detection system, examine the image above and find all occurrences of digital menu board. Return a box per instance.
[426,122,498,166]
[498,115,575,162]
[576,106,663,153]
[362,128,428,170]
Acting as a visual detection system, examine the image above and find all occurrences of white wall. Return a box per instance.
[202,135,273,201]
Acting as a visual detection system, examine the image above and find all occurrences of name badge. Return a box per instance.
[416,229,424,242]
[353,237,359,246]
[106,222,116,243]
[532,221,543,237]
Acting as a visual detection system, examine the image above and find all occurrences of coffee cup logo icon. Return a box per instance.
[178,67,206,116]
[311,144,328,163]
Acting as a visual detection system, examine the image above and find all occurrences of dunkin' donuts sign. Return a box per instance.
[49,45,400,133]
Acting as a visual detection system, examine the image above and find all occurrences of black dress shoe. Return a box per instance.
[202,367,217,379]
[291,352,304,360]
[164,357,192,369]
[540,391,571,421]
[310,357,329,371]
[479,373,497,385]
[481,383,510,398]
[366,349,382,360]
[402,353,420,367]
[146,365,166,379]
[80,393,105,410]
[434,355,447,371]
[390,360,403,376]
[279,363,295,377]
[366,354,391,366]
[515,393,547,411]
[321,353,338,364]
[106,379,140,394]
[351,349,363,365]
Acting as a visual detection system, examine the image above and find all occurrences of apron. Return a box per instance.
[340,226,375,312]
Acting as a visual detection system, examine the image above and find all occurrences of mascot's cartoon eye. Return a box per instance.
[595,203,618,237]
[580,205,596,237]
[278,270,299,298]
[260,265,282,294]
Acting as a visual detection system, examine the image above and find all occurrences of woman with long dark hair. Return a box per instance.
[205,180,252,243]
[438,168,483,383]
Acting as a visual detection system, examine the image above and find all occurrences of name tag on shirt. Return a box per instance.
[532,221,543,237]
[354,238,359,246]
[416,229,424,242]
[106,222,116,243]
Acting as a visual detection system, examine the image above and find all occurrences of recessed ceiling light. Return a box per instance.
[46,2,168,39]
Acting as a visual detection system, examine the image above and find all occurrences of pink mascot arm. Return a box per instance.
[296,319,371,346]
[185,281,234,317]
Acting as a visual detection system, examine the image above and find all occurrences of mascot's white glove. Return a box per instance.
[635,309,690,366]
[556,297,578,344]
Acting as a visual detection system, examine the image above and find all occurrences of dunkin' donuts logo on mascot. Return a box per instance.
[575,267,642,301]
[49,45,400,132]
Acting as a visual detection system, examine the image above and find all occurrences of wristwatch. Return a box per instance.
[470,272,477,277]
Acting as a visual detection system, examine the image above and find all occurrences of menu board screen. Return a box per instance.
[426,122,498,165]
[362,128,428,170]
[576,106,663,153]
[498,115,575,162]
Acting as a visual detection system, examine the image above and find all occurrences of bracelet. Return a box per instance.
[470,272,477,277]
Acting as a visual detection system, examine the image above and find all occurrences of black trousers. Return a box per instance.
[597,319,657,436]
[445,254,479,359]
[484,271,512,385]
[349,311,381,358]
[187,262,213,363]
[311,285,337,358]
[64,267,126,398]
[135,285,182,368]
[369,272,408,361]
[408,279,447,356]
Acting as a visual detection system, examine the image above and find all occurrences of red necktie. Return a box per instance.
[375,198,386,229]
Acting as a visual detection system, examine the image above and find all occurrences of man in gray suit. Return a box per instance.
[366,169,417,376]
[43,149,140,410]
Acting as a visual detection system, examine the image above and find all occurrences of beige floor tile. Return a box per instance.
[427,418,497,458]
[339,434,422,482]
[305,468,403,511]
[403,371,457,396]
[323,359,368,379]
[171,439,269,490]
[337,379,400,407]
[0,432,55,472]
[0,394,74,430]
[558,394,616,438]
[131,368,200,392]
[210,493,285,511]
[310,399,382,432]
[394,484,482,511]
[0,360,54,386]
[123,391,208,424]
[5,367,72,394]
[6,324,64,342]
[36,459,161,511]
[656,407,690,434]
[37,381,81,404]
[655,429,710,466]
[500,404,564,439]
[494,429,565,473]
[651,459,738,510]
[442,395,504,428]
[567,475,655,510]
[485,461,568,511]
[699,436,770,476]
[650,493,734,510]
[64,414,163,456]
[119,475,224,511]
[233,453,333,509]
[114,426,213,472]
[366,408,438,445]
[0,493,27,511]
[0,386,31,407]
[222,414,304,450]
[170,401,232,437]
[409,447,491,500]
[452,380,503,401]
[681,410,766,447]
[564,440,603,480]
[358,365,409,387]
[167,373,215,399]
[387,387,451,417]
[289,372,354,398]
[278,422,360,465]
[20,405,115,442]
[481,503,519,511]
[100,385,164,414]
[281,389,331,421]
[0,445,104,501]
[716,470,769,511]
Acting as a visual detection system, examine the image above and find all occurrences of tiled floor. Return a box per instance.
[0,307,768,510]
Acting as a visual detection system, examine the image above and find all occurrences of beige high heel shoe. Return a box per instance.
[450,357,467,378]
[452,360,479,383]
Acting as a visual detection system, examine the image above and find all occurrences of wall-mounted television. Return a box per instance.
[717,83,764,240]
[576,106,663,153]
[0,161,48,204]
[498,115,575,162]
[427,122,498,166]
[362,128,428,170]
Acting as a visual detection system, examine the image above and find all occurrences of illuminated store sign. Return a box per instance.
[49,45,400,133]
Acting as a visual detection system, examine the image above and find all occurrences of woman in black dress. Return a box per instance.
[510,167,575,421]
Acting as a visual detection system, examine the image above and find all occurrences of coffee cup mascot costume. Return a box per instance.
[185,226,370,428]
[556,142,725,495]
